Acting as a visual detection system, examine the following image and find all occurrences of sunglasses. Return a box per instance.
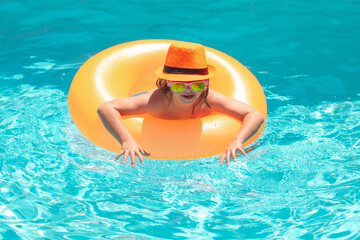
[167,80,208,93]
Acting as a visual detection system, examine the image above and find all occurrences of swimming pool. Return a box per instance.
[1,0,359,239]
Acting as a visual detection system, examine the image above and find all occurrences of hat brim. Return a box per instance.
[155,65,216,82]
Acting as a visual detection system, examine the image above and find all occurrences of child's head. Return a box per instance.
[155,41,215,111]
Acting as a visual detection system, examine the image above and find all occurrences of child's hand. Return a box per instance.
[115,139,150,167]
[219,139,246,166]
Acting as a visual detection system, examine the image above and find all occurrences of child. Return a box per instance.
[97,41,264,167]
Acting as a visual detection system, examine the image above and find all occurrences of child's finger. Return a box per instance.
[140,149,150,156]
[122,151,129,164]
[130,151,136,167]
[115,150,124,161]
[136,150,144,165]
[239,148,247,156]
[219,154,225,166]
[226,151,231,166]
[231,149,236,162]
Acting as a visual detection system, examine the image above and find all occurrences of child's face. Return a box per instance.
[167,80,208,105]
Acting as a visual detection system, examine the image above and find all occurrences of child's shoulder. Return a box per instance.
[128,89,160,101]
[207,89,232,105]
[130,88,168,110]
[109,89,166,115]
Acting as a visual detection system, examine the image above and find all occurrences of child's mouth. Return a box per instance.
[182,94,195,100]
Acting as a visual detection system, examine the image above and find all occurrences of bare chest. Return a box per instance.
[150,101,212,119]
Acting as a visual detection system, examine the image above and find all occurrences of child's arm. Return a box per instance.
[207,90,265,166]
[97,92,153,167]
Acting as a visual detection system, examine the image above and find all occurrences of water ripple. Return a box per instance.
[1,84,360,238]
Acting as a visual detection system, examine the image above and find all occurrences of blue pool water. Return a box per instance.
[1,1,360,239]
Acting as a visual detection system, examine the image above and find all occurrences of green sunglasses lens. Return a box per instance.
[171,83,185,93]
[191,82,205,92]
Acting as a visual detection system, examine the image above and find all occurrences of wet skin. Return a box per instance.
[98,78,264,167]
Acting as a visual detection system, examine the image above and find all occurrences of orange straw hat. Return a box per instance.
[155,41,216,81]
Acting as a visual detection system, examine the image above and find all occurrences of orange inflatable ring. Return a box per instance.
[68,39,267,160]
